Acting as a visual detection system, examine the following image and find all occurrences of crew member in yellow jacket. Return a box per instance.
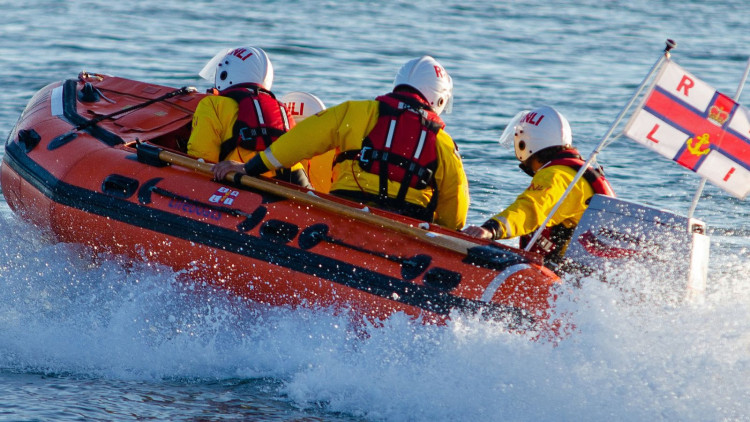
[188,46,309,187]
[213,56,469,230]
[463,106,614,266]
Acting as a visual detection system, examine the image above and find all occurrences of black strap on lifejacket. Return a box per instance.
[329,188,439,222]
[382,92,444,134]
[218,87,289,161]
[334,142,437,191]
[384,96,441,204]
[333,147,440,221]
[333,94,442,217]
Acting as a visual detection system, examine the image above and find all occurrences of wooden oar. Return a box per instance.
[153,148,481,257]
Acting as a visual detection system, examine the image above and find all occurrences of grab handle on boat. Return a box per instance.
[18,129,41,152]
[298,223,433,280]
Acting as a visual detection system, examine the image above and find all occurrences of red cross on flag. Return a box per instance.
[623,60,750,199]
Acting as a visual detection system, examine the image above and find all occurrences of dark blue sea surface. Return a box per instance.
[1,1,749,420]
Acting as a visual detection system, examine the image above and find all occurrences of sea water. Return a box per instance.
[0,1,748,420]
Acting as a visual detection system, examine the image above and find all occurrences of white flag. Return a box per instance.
[623,60,750,199]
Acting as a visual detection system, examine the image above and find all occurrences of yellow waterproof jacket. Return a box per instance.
[488,165,594,239]
[186,95,303,175]
[257,99,470,230]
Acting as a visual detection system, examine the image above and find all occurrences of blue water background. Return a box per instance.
[1,1,749,420]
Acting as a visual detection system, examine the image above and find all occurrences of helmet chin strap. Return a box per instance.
[518,161,535,177]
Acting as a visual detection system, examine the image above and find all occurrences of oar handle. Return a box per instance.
[157,150,478,256]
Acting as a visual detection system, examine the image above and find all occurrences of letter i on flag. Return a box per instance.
[623,60,750,199]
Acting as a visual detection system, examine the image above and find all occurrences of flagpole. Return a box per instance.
[524,39,677,253]
[687,57,750,218]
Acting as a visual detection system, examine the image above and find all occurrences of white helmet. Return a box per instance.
[199,46,274,91]
[393,55,453,115]
[280,91,326,122]
[498,106,572,162]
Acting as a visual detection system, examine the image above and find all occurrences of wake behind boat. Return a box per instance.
[1,72,561,330]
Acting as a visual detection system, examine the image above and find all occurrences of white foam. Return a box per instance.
[0,212,749,420]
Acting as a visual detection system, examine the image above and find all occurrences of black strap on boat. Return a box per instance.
[149,185,268,233]
[144,184,266,232]
[49,84,195,150]
[148,186,251,218]
[298,223,432,280]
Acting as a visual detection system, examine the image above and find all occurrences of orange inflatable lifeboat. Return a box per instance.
[1,73,560,330]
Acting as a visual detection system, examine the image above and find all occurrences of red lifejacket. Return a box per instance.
[334,92,446,220]
[544,152,615,199]
[520,149,615,264]
[218,84,293,161]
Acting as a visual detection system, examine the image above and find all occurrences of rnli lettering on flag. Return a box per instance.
[623,60,750,199]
